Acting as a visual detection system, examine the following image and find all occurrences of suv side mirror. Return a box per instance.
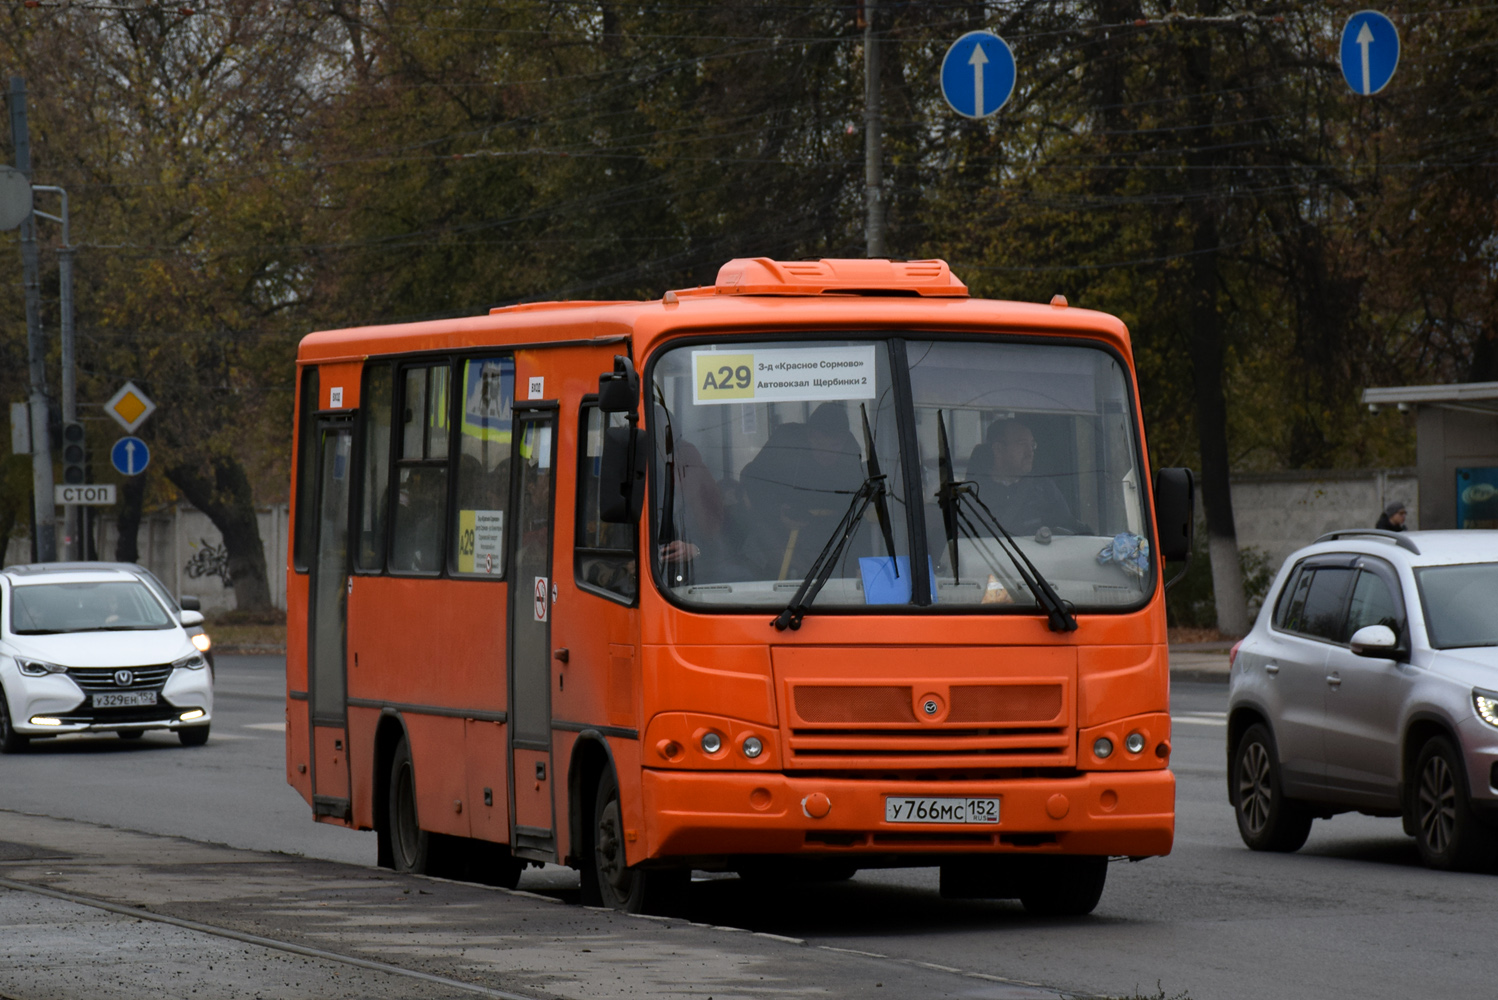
[597,355,639,417]
[180,609,205,627]
[1349,624,1398,657]
[1153,467,1195,563]
[178,595,201,612]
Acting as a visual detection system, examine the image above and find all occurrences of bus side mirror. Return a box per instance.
[598,355,639,418]
[599,425,647,524]
[1154,467,1195,563]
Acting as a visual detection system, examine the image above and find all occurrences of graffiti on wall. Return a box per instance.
[185,538,232,587]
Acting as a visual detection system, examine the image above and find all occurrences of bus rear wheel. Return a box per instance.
[590,768,686,914]
[389,736,434,873]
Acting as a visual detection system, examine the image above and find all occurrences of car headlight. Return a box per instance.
[1474,689,1498,729]
[172,653,208,671]
[191,632,212,653]
[16,658,67,676]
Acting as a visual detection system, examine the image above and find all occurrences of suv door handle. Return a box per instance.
[1326,673,1342,687]
[1265,663,1280,675]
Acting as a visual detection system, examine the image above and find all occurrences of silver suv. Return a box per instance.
[1227,529,1498,871]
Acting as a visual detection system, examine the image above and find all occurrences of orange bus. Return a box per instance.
[286,257,1194,915]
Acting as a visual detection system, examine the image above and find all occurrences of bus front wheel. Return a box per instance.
[589,768,687,914]
[389,736,434,873]
[1018,856,1108,916]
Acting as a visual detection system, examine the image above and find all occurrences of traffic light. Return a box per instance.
[62,421,86,485]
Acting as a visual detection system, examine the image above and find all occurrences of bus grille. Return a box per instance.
[786,683,1071,769]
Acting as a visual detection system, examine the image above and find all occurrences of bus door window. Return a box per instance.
[390,363,451,574]
[647,340,907,606]
[509,410,557,848]
[292,366,320,573]
[355,363,393,571]
[576,403,637,601]
[452,357,514,577]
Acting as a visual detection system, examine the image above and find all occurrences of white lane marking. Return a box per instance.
[243,722,286,732]
[1174,713,1228,727]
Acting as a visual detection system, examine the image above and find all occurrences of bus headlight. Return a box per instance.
[742,736,763,759]
[700,732,722,754]
[1093,737,1114,759]
[1125,731,1146,754]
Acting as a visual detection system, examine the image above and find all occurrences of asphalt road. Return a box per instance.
[4,654,1495,999]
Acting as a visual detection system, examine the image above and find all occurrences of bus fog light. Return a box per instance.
[700,732,722,754]
[1093,737,1114,759]
[1125,731,1146,754]
[742,736,763,759]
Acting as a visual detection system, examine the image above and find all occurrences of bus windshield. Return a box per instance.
[648,336,1152,612]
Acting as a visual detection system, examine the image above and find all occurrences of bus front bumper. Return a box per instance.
[639,768,1174,862]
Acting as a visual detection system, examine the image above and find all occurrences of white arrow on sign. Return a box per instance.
[124,439,140,475]
[1357,22,1374,95]
[969,44,989,119]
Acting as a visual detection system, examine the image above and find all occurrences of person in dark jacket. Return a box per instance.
[1375,500,1407,532]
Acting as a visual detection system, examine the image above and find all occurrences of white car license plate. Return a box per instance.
[885,796,1000,824]
[93,691,157,709]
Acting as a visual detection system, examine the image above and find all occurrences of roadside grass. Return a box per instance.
[203,610,287,653]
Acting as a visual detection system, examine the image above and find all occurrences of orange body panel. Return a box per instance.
[287,259,1175,873]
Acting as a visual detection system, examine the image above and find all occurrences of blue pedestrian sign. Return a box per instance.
[111,436,150,477]
[940,31,1016,120]
[1340,11,1399,96]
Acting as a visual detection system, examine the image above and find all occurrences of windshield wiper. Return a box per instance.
[12,628,63,635]
[771,404,901,632]
[770,472,890,632]
[934,409,1077,633]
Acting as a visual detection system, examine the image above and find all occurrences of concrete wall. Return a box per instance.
[1416,407,1498,530]
[3,504,290,613]
[1229,468,1418,571]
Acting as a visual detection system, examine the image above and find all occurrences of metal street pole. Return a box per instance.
[34,185,77,559]
[10,76,56,562]
[863,0,886,258]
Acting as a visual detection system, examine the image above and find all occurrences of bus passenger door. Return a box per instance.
[309,422,353,821]
[508,409,557,858]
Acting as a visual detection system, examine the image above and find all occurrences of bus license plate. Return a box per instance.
[93,691,157,709]
[885,797,1000,824]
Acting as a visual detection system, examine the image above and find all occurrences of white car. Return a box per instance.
[0,564,213,751]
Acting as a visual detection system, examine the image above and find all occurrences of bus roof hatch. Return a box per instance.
[709,257,969,298]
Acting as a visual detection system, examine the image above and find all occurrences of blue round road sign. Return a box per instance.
[111,435,150,477]
[940,31,1016,120]
[1340,10,1399,96]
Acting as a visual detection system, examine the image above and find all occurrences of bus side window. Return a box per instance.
[452,356,514,578]
[576,404,637,601]
[390,363,451,575]
[291,366,319,573]
[356,363,393,571]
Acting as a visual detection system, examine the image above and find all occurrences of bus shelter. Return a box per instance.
[1363,381,1498,530]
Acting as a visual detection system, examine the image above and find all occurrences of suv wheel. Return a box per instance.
[1232,723,1313,852]
[1412,736,1496,872]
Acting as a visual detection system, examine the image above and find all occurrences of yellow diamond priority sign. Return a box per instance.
[106,381,156,433]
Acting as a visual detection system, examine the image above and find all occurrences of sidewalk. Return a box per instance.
[1168,641,1232,683]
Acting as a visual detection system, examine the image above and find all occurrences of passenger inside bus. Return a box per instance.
[738,403,867,580]
[965,417,1087,535]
